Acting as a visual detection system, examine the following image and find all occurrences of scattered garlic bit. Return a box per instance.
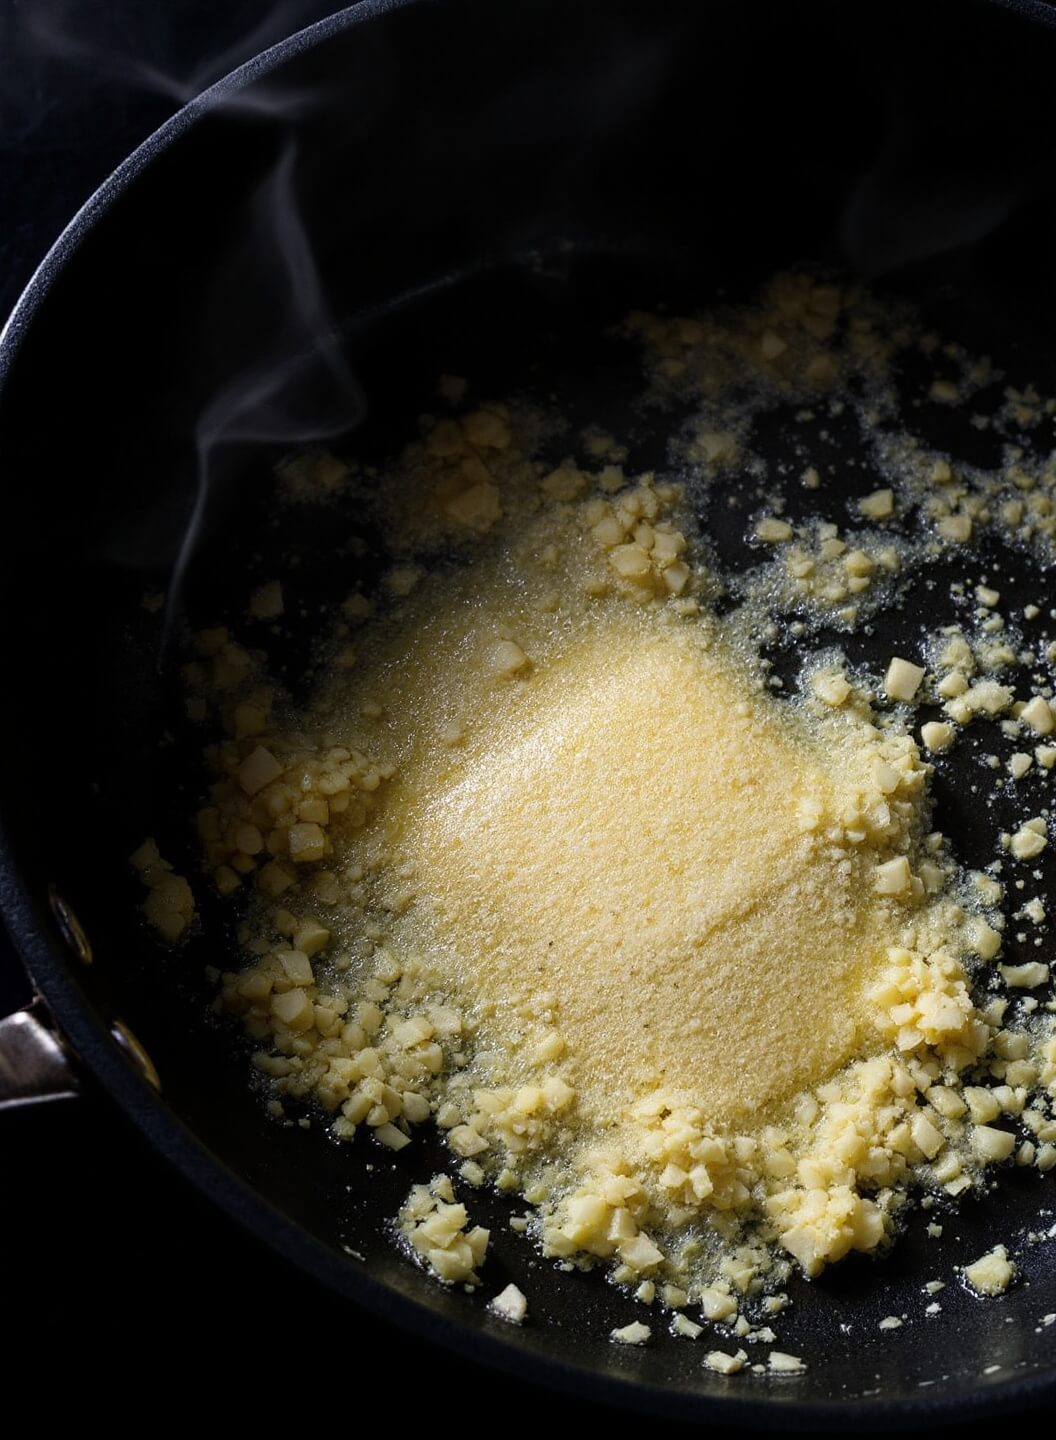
[937,513,973,544]
[701,1286,739,1322]
[946,680,1015,725]
[756,516,793,543]
[130,838,195,940]
[1021,696,1055,735]
[971,1125,1016,1164]
[811,669,851,707]
[930,379,961,405]
[200,724,393,901]
[884,657,925,704]
[767,1352,806,1374]
[400,1175,489,1285]
[584,478,691,599]
[999,961,1049,989]
[462,407,512,451]
[964,1245,1015,1297]
[489,1282,528,1325]
[375,1121,411,1151]
[769,521,897,617]
[276,449,350,502]
[1009,817,1048,861]
[237,745,284,797]
[249,580,284,620]
[878,1316,902,1331]
[610,1321,651,1347]
[874,857,912,896]
[859,488,895,520]
[490,640,531,678]
[672,1314,703,1339]
[386,566,423,598]
[459,1159,485,1186]
[921,722,954,753]
[704,1349,747,1375]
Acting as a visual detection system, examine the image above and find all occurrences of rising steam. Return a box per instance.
[163,138,367,651]
[14,1,332,120]
[8,2,368,648]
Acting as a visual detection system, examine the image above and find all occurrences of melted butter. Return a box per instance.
[388,616,887,1128]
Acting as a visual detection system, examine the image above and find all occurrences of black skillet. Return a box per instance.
[2,0,1056,1426]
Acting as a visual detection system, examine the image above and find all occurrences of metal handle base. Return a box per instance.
[0,1006,80,1110]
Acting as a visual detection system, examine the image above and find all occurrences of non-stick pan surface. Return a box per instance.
[2,0,1056,1426]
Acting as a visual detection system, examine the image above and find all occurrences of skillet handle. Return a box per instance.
[0,1004,80,1110]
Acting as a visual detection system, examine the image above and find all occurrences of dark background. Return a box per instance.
[0,1,1048,1427]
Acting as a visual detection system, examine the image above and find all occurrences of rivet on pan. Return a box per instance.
[111,1020,161,1092]
[48,885,93,967]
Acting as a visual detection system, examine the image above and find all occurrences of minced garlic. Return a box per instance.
[489,1283,528,1324]
[151,272,1056,1355]
[399,1174,489,1285]
[884,657,925,704]
[1010,818,1048,861]
[611,1321,651,1346]
[768,1351,806,1373]
[130,838,195,940]
[704,1348,747,1374]
[964,1245,1015,1297]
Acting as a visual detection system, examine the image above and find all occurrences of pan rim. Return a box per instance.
[1,0,1055,1425]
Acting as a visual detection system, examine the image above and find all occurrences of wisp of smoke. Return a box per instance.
[16,0,328,121]
[162,139,367,653]
[9,2,367,653]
